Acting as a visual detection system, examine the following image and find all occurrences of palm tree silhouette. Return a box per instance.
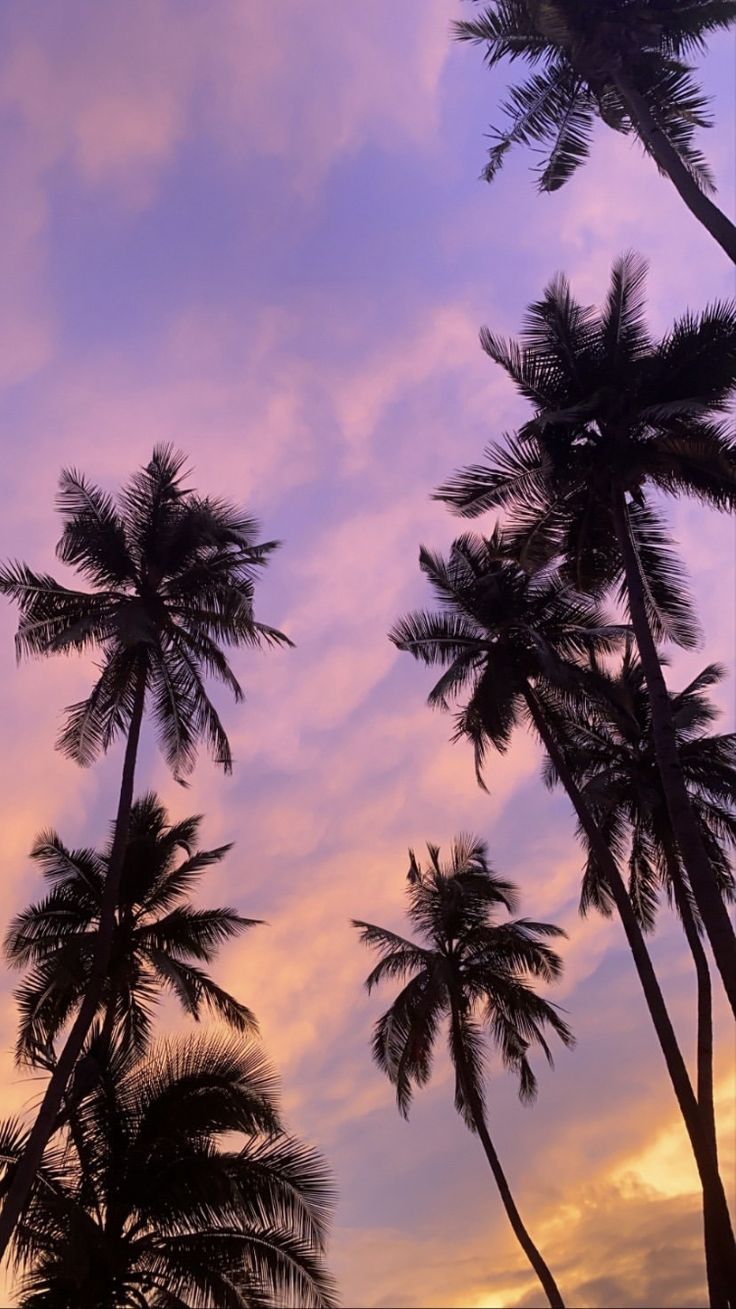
[5,794,259,1067]
[4,1035,336,1308]
[455,0,736,260]
[542,649,736,1305]
[437,254,736,1017]
[354,837,572,1309]
[390,528,736,1300]
[0,446,290,1257]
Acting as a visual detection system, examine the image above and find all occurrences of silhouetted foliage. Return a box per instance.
[5,1035,336,1309]
[5,794,259,1066]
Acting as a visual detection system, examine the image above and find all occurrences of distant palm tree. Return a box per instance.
[0,446,290,1257]
[437,254,736,1017]
[3,1035,336,1308]
[354,837,572,1309]
[390,528,736,1300]
[541,650,736,1306]
[455,0,736,260]
[5,794,259,1067]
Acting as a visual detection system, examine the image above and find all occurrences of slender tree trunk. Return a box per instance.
[613,75,736,264]
[449,1006,565,1309]
[611,490,736,1019]
[664,854,717,1146]
[522,685,736,1305]
[0,665,147,1261]
[664,842,728,1307]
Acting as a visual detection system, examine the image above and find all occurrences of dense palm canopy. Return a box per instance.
[435,254,736,1016]
[390,526,621,782]
[4,1036,336,1309]
[544,653,736,926]
[0,444,291,778]
[5,794,258,1066]
[354,836,573,1113]
[437,254,736,634]
[390,528,736,1303]
[455,1,736,208]
[0,448,292,1262]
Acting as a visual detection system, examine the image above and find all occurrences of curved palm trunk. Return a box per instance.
[611,490,736,1020]
[522,686,736,1306]
[613,76,736,264]
[449,1007,565,1309]
[0,665,146,1261]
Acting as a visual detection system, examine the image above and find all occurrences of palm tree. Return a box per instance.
[0,446,290,1257]
[389,529,736,1302]
[3,1034,336,1308]
[5,793,259,1068]
[436,253,736,1018]
[540,650,736,1305]
[454,0,736,261]
[354,837,573,1309]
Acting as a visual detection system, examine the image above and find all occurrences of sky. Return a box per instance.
[0,3,733,1306]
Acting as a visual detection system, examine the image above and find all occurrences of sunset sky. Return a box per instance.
[0,3,733,1306]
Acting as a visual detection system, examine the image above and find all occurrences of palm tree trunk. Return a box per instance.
[664,852,717,1145]
[0,664,147,1261]
[663,841,727,1307]
[522,684,736,1305]
[612,75,736,264]
[611,489,736,1019]
[449,1006,565,1309]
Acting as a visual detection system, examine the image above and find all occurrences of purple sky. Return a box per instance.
[0,4,733,1306]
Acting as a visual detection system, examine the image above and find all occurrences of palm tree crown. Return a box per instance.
[5,794,259,1066]
[543,651,736,927]
[7,1035,336,1308]
[390,527,621,783]
[354,836,573,1115]
[0,445,291,778]
[455,0,735,192]
[437,254,736,648]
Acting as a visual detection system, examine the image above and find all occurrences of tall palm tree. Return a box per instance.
[3,1035,336,1308]
[454,0,736,261]
[436,254,736,1017]
[390,529,736,1303]
[540,651,736,1306]
[5,794,259,1068]
[354,836,573,1309]
[0,446,290,1257]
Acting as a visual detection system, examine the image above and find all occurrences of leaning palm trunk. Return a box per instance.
[612,490,736,1019]
[523,686,736,1307]
[663,847,718,1149]
[0,665,146,1260]
[612,76,736,265]
[450,1006,565,1309]
[663,840,726,1308]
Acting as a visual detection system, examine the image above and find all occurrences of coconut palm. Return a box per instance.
[0,446,290,1257]
[3,1034,336,1308]
[5,794,259,1069]
[545,653,734,1074]
[390,528,736,1301]
[436,253,736,1018]
[540,651,736,1305]
[354,837,573,1309]
[455,0,736,261]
